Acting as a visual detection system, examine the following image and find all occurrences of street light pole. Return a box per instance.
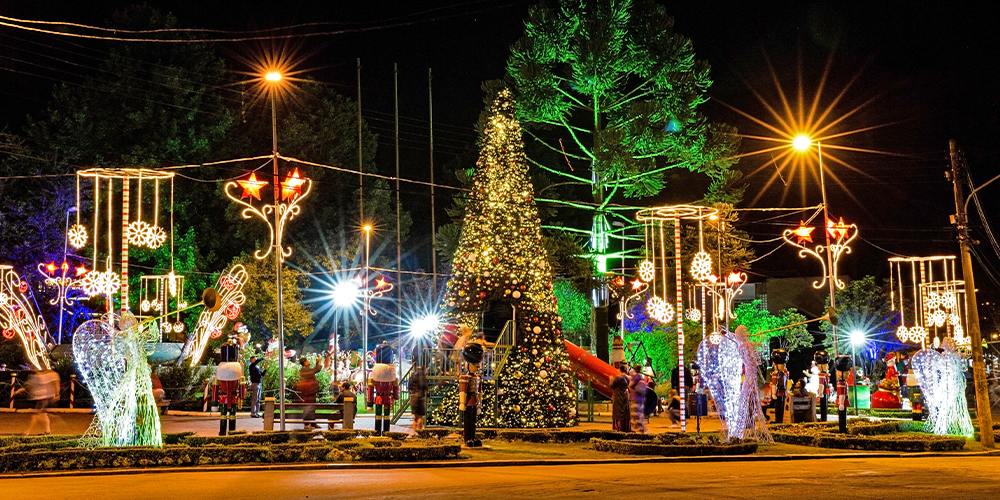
[267,73,287,432]
[817,141,846,427]
[363,225,371,386]
[58,206,77,345]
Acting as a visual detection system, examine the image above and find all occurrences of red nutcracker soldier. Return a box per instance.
[367,341,399,436]
[212,340,246,436]
[459,342,485,448]
[770,349,789,423]
[814,350,831,422]
[834,354,852,433]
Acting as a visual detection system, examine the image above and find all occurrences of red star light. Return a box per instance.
[376,278,388,288]
[631,278,643,290]
[75,265,88,276]
[45,262,56,274]
[827,218,848,240]
[793,223,815,244]
[726,272,743,285]
[280,169,306,201]
[237,173,268,200]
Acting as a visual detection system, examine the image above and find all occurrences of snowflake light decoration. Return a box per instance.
[924,292,942,310]
[897,325,927,344]
[927,309,947,328]
[125,221,167,249]
[646,295,674,323]
[686,308,702,322]
[68,224,88,249]
[690,251,713,282]
[638,260,655,282]
[78,269,121,297]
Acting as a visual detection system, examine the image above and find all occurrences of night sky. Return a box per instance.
[2,1,1000,300]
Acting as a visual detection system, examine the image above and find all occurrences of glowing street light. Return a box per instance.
[849,330,866,346]
[265,71,282,82]
[331,281,361,308]
[409,314,440,337]
[792,135,811,151]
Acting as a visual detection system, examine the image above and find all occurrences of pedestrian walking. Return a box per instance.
[15,369,60,435]
[248,356,267,418]
[610,365,631,432]
[408,348,429,431]
[628,365,648,433]
[667,389,682,428]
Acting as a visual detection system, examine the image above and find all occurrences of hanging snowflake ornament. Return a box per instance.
[125,221,167,249]
[68,224,88,249]
[686,308,702,322]
[941,292,957,310]
[927,309,948,328]
[924,292,942,310]
[690,251,713,282]
[646,295,675,323]
[638,260,655,282]
[78,270,121,297]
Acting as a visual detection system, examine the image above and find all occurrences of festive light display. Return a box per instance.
[705,271,746,322]
[74,312,162,448]
[74,168,176,310]
[911,339,974,437]
[224,168,312,262]
[0,265,51,370]
[139,274,186,339]
[36,260,87,308]
[889,256,968,348]
[690,251,713,282]
[697,325,772,443]
[440,90,575,428]
[638,260,655,282]
[782,217,857,290]
[636,204,718,432]
[183,265,248,365]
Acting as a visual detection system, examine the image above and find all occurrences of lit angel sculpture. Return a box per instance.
[911,338,974,437]
[697,325,772,443]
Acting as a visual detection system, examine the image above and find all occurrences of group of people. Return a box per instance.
[609,363,681,434]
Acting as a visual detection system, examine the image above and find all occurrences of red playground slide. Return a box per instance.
[564,340,618,399]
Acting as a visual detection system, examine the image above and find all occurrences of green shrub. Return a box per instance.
[416,428,454,440]
[771,420,966,452]
[321,430,375,441]
[590,438,757,456]
[384,432,409,441]
[351,445,461,462]
[183,431,291,447]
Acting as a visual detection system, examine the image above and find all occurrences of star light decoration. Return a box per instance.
[224,167,312,262]
[609,275,648,322]
[37,260,88,308]
[705,272,746,323]
[0,265,51,370]
[782,217,858,290]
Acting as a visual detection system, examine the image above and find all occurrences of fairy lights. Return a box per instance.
[67,224,88,249]
[889,256,967,348]
[646,295,674,323]
[690,251,713,282]
[0,265,51,370]
[911,339,974,437]
[697,325,772,443]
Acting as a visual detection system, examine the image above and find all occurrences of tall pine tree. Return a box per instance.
[441,90,576,428]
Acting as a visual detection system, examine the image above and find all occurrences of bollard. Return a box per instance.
[263,397,275,431]
[343,396,355,430]
[70,374,76,408]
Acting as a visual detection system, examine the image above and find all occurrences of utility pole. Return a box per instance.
[948,139,995,449]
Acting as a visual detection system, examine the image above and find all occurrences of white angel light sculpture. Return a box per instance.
[697,325,772,443]
[911,338,974,437]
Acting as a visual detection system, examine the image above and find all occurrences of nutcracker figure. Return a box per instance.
[834,354,852,433]
[770,349,789,423]
[212,340,246,436]
[459,342,485,447]
[814,350,831,422]
[906,368,923,421]
[610,335,626,369]
[366,341,400,436]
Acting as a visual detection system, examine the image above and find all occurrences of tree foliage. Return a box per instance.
[731,300,813,354]
[820,276,902,360]
[233,254,315,343]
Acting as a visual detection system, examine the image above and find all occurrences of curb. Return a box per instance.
[3,449,1000,480]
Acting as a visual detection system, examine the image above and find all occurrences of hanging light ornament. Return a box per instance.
[646,295,674,323]
[68,224,88,249]
[889,256,968,349]
[638,260,655,282]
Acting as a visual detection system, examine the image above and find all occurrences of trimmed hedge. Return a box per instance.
[416,428,454,440]
[496,429,654,444]
[590,438,757,456]
[0,439,81,453]
[384,432,410,441]
[771,420,966,452]
[321,430,376,441]
[183,431,292,447]
[0,435,78,448]
[353,445,461,462]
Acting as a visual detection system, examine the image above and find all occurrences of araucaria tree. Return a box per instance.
[441,90,576,428]
[504,0,741,358]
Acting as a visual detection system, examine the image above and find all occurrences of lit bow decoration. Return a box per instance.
[609,276,648,321]
[782,218,858,290]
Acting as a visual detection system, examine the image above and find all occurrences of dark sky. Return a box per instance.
[2,1,1000,299]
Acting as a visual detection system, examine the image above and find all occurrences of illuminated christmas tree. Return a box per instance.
[440,89,576,428]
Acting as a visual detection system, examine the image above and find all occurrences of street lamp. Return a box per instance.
[223,69,313,431]
[850,329,865,415]
[363,224,372,385]
[58,206,77,344]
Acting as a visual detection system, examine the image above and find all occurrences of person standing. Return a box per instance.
[298,357,324,430]
[628,365,648,433]
[408,348,428,431]
[16,369,60,435]
[248,356,267,418]
[610,365,631,432]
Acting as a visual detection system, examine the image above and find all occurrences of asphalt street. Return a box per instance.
[2,456,997,499]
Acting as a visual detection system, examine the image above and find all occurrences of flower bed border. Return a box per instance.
[590,438,758,456]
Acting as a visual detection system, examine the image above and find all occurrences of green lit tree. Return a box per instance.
[439,90,576,428]
[500,0,741,360]
[731,300,813,355]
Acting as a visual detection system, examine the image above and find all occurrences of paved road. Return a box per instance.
[3,457,997,499]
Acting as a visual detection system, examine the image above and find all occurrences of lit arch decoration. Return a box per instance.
[0,265,51,370]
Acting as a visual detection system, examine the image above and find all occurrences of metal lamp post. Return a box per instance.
[57,206,77,344]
